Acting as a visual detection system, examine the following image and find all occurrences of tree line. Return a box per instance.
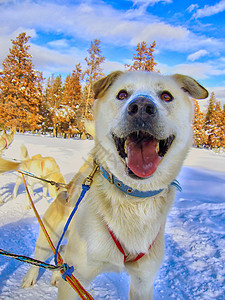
[193,95,225,149]
[0,32,224,148]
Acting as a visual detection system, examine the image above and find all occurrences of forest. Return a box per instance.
[0,32,224,149]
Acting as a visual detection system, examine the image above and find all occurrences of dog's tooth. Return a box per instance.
[124,140,128,154]
[156,141,160,153]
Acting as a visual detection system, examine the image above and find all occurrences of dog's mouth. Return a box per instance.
[112,131,175,179]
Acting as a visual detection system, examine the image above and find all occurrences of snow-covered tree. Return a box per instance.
[204,93,225,149]
[193,100,207,147]
[0,32,43,132]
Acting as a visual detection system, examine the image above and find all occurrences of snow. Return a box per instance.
[0,134,224,300]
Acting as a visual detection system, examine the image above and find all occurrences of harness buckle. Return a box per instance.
[82,161,99,187]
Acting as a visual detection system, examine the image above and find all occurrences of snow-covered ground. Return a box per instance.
[0,133,224,300]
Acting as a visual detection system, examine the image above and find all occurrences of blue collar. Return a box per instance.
[99,165,182,198]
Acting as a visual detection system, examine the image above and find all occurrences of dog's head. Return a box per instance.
[93,71,208,190]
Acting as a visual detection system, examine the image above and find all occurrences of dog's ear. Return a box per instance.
[93,71,123,99]
[172,74,208,99]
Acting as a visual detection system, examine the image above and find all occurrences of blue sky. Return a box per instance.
[1,0,225,102]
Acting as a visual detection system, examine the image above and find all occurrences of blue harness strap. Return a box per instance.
[54,184,90,265]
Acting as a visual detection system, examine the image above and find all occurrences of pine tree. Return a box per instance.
[210,101,225,148]
[43,74,63,136]
[125,41,158,72]
[0,32,43,132]
[83,39,105,126]
[61,63,83,137]
[204,93,225,149]
[193,100,207,147]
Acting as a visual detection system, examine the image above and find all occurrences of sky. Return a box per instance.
[1,0,225,103]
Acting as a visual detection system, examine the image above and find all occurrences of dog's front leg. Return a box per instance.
[12,176,22,199]
[22,200,72,288]
[25,182,35,209]
[127,255,163,300]
[42,184,49,205]
[129,274,153,300]
[22,227,54,288]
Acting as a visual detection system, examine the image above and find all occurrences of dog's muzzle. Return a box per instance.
[126,95,158,126]
[112,95,175,179]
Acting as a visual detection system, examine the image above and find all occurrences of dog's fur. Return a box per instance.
[0,158,20,174]
[22,71,208,299]
[13,145,66,209]
[0,129,15,153]
[0,130,18,202]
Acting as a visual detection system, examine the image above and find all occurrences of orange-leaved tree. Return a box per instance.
[61,63,83,137]
[192,100,208,147]
[42,74,63,136]
[0,32,43,132]
[83,40,105,121]
[125,41,158,72]
[204,92,225,149]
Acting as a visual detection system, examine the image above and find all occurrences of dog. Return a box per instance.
[0,129,15,154]
[0,157,20,203]
[13,145,66,209]
[22,71,208,299]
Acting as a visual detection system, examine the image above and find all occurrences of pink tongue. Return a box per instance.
[127,138,161,178]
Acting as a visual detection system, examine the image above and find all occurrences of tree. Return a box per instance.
[209,101,225,148]
[204,93,225,149]
[43,74,63,136]
[83,39,105,124]
[192,100,207,147]
[61,63,83,137]
[0,32,43,132]
[125,41,158,72]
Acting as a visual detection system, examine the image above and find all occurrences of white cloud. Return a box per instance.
[187,50,209,61]
[47,39,70,49]
[186,4,199,13]
[0,0,225,86]
[158,62,212,80]
[102,60,126,74]
[30,43,86,74]
[193,0,225,18]
[208,87,225,104]
[129,0,172,6]
[0,0,213,53]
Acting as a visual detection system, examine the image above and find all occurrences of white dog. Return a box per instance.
[22,71,208,299]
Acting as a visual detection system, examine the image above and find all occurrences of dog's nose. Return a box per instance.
[127,96,157,120]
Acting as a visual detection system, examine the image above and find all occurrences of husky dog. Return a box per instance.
[13,145,66,209]
[22,71,208,300]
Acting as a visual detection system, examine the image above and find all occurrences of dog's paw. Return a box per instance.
[51,270,61,287]
[22,267,39,288]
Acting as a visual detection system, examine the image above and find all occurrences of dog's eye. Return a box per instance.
[117,90,128,100]
[160,91,173,102]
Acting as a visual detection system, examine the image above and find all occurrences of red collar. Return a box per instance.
[107,226,160,263]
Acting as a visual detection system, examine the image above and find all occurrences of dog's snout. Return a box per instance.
[127,96,157,120]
